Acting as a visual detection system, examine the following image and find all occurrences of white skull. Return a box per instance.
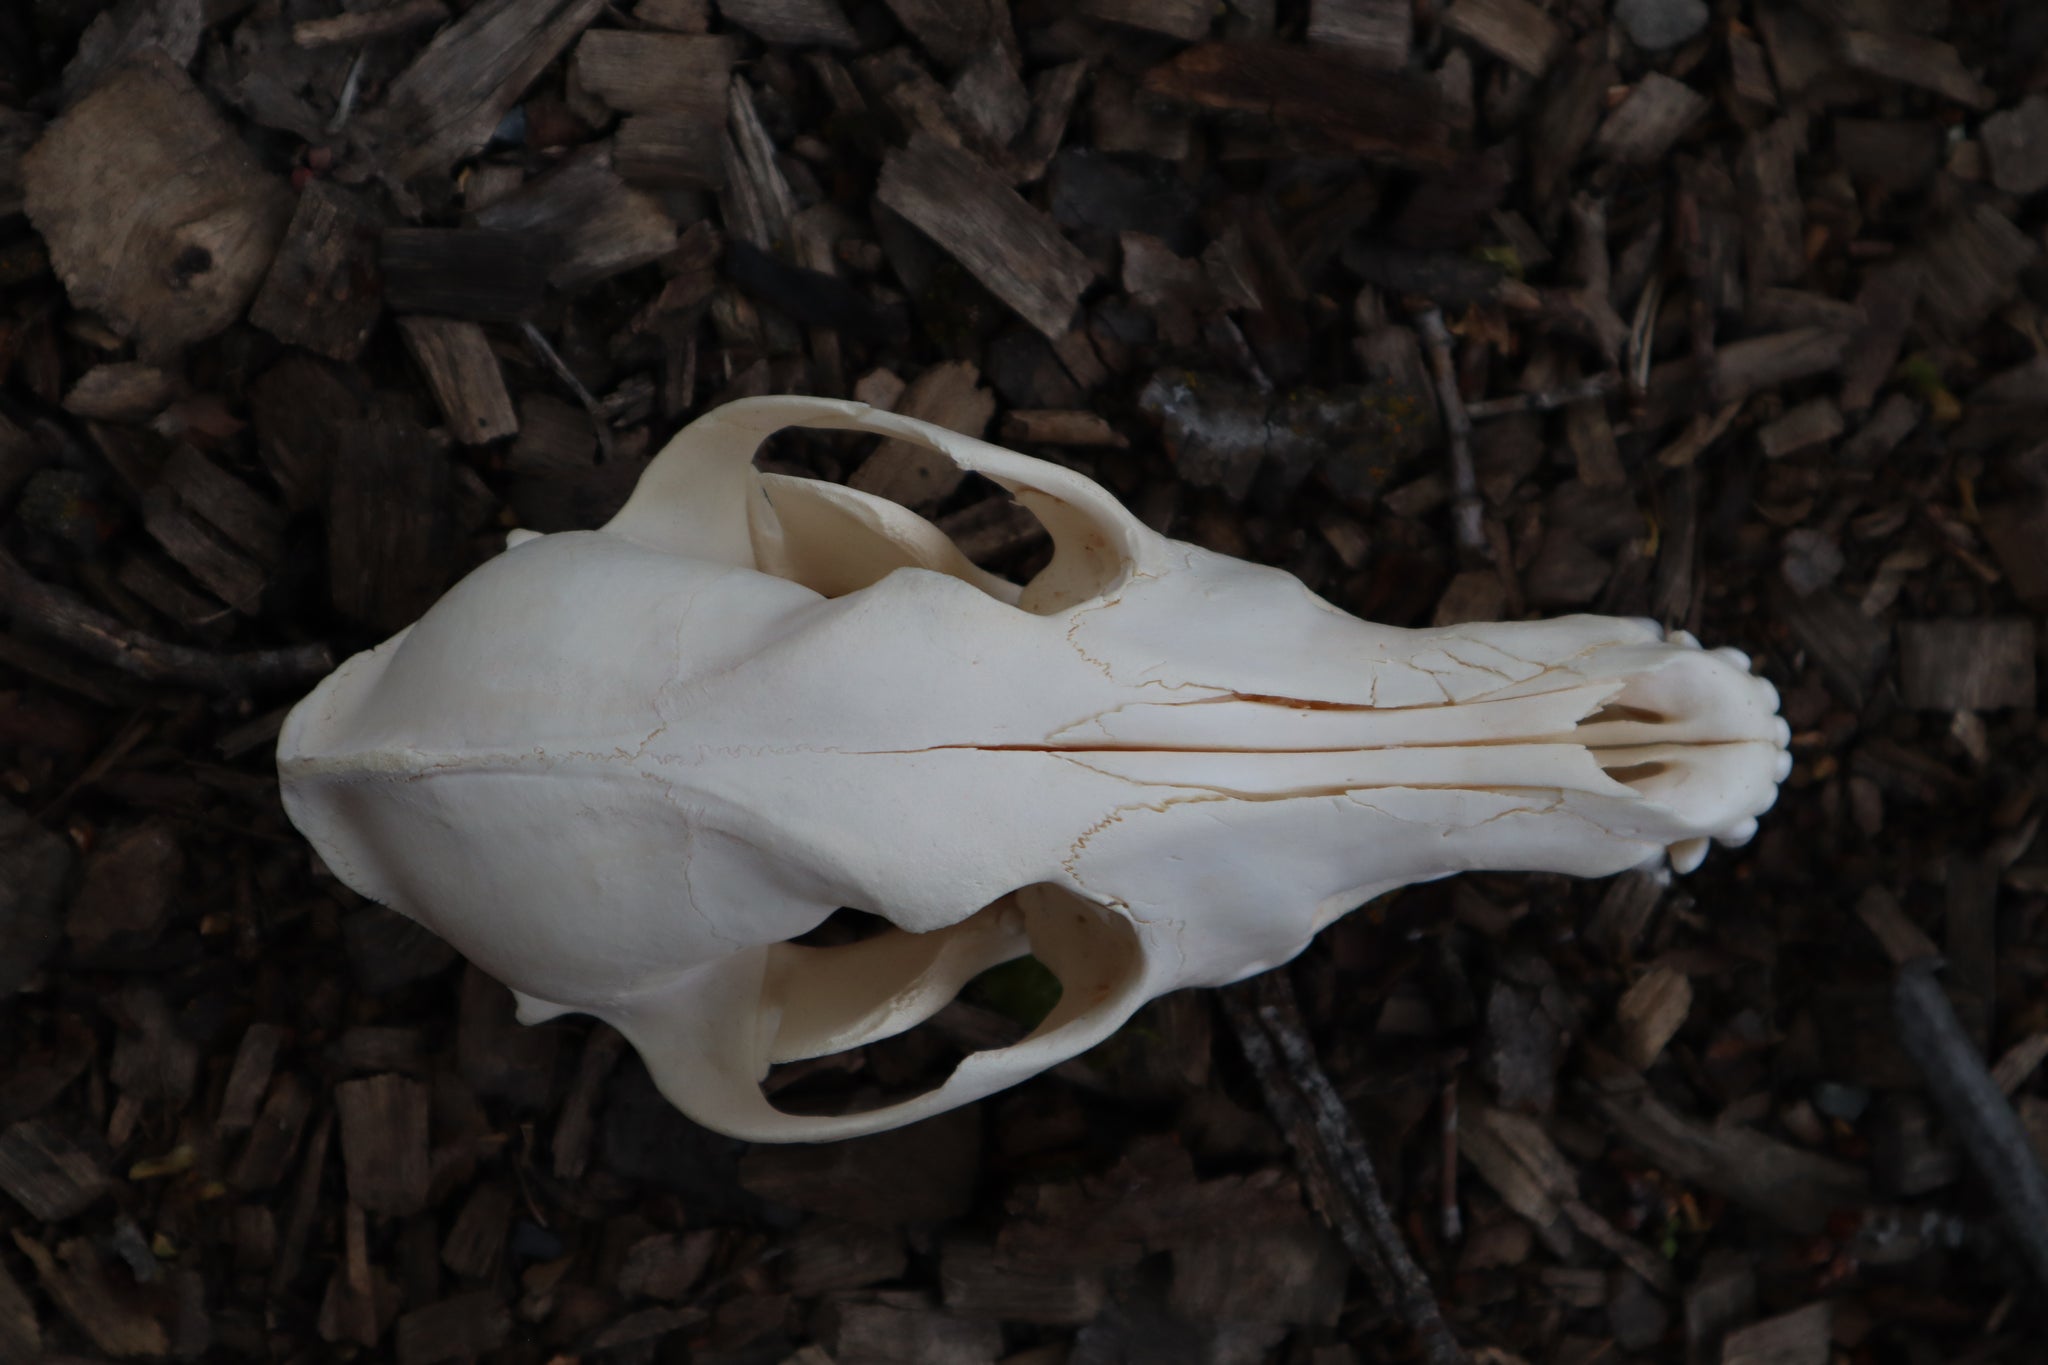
[278,396,1790,1142]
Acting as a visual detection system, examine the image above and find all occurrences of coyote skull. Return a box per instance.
[278,396,1789,1142]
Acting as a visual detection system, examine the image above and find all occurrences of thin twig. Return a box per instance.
[326,47,368,134]
[1464,371,1619,421]
[1222,972,1465,1365]
[1892,960,2048,1289]
[521,321,617,464]
[0,550,334,694]
[1413,306,1488,564]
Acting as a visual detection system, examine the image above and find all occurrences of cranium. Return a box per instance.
[278,396,1790,1142]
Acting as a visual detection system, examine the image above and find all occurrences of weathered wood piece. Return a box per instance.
[0,110,40,218]
[784,1221,909,1295]
[877,0,1004,67]
[876,134,1095,340]
[1981,498,2048,607]
[294,0,448,46]
[61,362,181,422]
[1757,397,1843,458]
[249,356,369,512]
[218,1022,287,1132]
[1722,1300,1832,1365]
[1897,620,2035,713]
[355,0,607,183]
[1443,0,1564,77]
[397,318,520,445]
[0,1118,110,1220]
[619,1229,718,1298]
[718,0,858,46]
[1169,1224,1348,1325]
[1078,0,1214,40]
[393,1291,511,1365]
[1142,42,1455,167]
[1614,966,1690,1070]
[66,819,181,958]
[636,0,710,29]
[1307,0,1410,67]
[941,1240,1106,1324]
[739,1106,980,1224]
[380,229,549,322]
[328,408,457,633]
[1983,95,2048,195]
[23,51,292,360]
[0,1254,36,1363]
[1739,118,1805,290]
[830,1301,1002,1365]
[571,30,736,114]
[1839,29,1994,110]
[12,1233,169,1358]
[336,1074,432,1218]
[848,361,996,510]
[249,182,385,362]
[474,149,679,290]
[1000,410,1128,447]
[1591,73,1708,165]
[1914,204,2038,343]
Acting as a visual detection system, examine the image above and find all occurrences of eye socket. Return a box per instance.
[743,412,1146,616]
[755,885,1144,1122]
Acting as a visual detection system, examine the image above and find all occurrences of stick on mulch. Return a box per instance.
[1221,970,1466,1365]
[1892,960,2048,1288]
[0,549,332,693]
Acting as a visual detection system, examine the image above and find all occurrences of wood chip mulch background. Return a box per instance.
[2,0,2048,1361]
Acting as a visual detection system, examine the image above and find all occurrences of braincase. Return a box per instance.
[334,532,822,754]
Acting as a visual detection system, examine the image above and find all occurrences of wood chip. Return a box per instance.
[293,0,450,46]
[329,408,457,632]
[1077,0,1214,40]
[0,1118,111,1220]
[1915,204,2039,342]
[1839,29,1994,110]
[719,0,858,45]
[1721,1301,1832,1365]
[1000,409,1128,447]
[784,1221,909,1296]
[619,1229,719,1298]
[739,1106,980,1225]
[941,1239,1107,1324]
[1591,73,1708,165]
[1141,41,1456,167]
[248,180,385,361]
[1167,1223,1348,1326]
[67,819,182,958]
[12,1232,169,1358]
[1443,0,1565,77]
[877,0,1003,67]
[61,361,181,422]
[876,134,1095,340]
[831,1300,1002,1365]
[1980,498,2048,607]
[380,228,549,322]
[1614,966,1691,1070]
[441,1182,514,1280]
[336,1074,432,1218]
[1897,619,2036,713]
[397,317,520,445]
[1757,397,1843,458]
[1739,117,1805,290]
[570,29,737,115]
[393,1290,511,1365]
[1983,94,2048,195]
[355,0,608,183]
[23,51,292,361]
[475,148,679,291]
[1307,0,1411,68]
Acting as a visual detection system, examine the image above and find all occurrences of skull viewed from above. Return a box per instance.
[278,396,1791,1142]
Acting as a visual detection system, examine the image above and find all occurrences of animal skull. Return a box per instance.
[278,396,1790,1142]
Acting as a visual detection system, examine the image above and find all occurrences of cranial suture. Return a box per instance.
[278,397,1791,1143]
